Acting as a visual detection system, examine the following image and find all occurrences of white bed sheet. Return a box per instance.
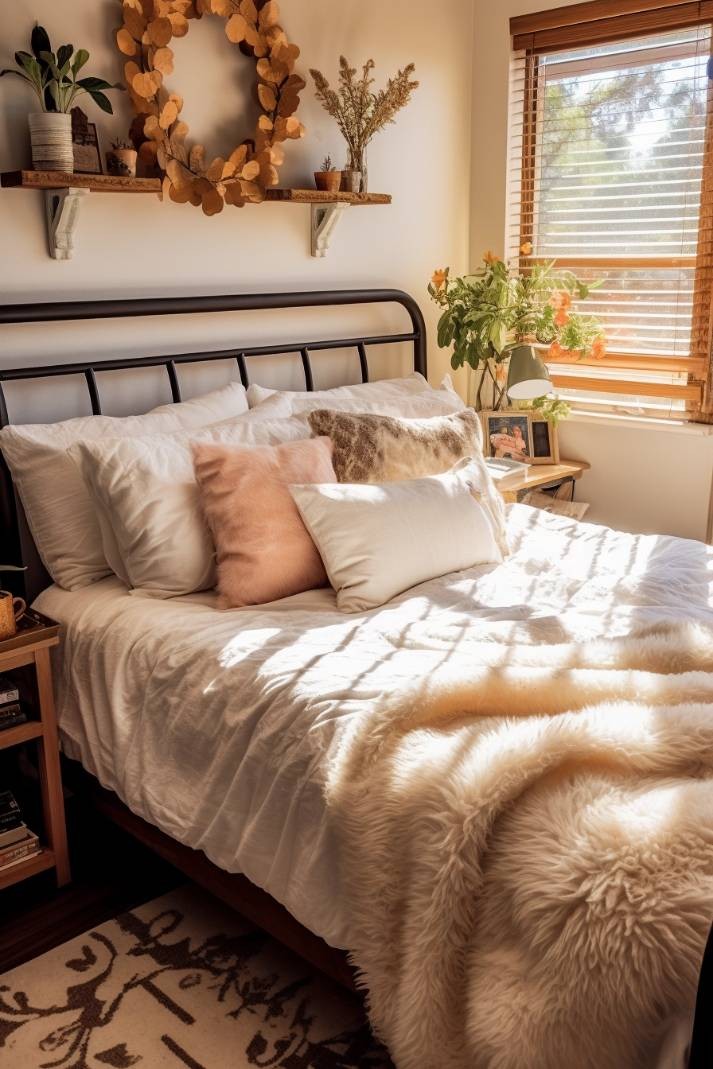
[34,503,713,949]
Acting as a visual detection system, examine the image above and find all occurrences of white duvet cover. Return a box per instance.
[35,504,713,959]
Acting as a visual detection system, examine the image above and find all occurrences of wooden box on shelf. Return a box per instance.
[0,609,69,892]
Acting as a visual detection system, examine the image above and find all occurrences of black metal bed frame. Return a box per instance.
[0,288,426,602]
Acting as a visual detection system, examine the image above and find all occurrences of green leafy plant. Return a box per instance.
[0,25,122,114]
[428,254,605,411]
[319,155,335,172]
[528,395,571,425]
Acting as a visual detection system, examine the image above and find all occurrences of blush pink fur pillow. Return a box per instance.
[192,437,336,608]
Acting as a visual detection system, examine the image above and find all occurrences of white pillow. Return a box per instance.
[290,459,503,613]
[247,372,431,407]
[248,373,465,419]
[0,382,249,591]
[70,410,312,599]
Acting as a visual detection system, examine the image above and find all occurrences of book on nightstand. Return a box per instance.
[0,676,19,706]
[0,790,40,870]
[0,674,27,730]
[0,703,27,730]
[484,456,531,485]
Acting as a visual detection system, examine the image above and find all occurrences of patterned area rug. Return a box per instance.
[0,885,393,1068]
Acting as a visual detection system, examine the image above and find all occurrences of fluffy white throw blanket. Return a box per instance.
[328,621,713,1068]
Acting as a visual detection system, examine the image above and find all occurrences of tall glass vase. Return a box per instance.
[348,146,368,193]
[468,356,510,411]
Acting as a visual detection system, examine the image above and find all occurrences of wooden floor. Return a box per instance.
[0,787,181,973]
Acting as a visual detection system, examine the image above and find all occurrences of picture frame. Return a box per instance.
[480,411,559,466]
[529,415,559,465]
[71,107,102,175]
[480,411,532,464]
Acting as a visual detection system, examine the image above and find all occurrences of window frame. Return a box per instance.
[510,1,713,416]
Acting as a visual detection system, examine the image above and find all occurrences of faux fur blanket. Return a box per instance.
[328,621,713,1068]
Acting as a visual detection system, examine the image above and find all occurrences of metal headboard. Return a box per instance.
[0,288,427,603]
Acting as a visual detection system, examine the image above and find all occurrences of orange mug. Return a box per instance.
[0,592,26,640]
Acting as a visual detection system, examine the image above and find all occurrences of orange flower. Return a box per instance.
[483,250,502,265]
[547,340,563,360]
[591,336,607,360]
[520,241,533,256]
[431,267,448,290]
[549,290,572,313]
[549,290,572,328]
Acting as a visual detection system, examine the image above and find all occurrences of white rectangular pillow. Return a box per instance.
[248,373,465,419]
[70,408,312,598]
[290,459,504,613]
[0,381,249,591]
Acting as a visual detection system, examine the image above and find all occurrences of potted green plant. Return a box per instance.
[310,57,419,193]
[1,24,123,174]
[106,138,137,178]
[314,155,341,194]
[0,566,26,642]
[428,252,606,411]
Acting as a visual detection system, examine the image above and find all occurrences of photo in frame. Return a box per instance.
[480,411,560,465]
[71,107,102,175]
[529,416,559,465]
[481,411,532,463]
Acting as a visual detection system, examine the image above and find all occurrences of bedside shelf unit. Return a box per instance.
[0,613,70,892]
[496,460,590,504]
[0,720,44,750]
[0,848,56,892]
[0,171,392,258]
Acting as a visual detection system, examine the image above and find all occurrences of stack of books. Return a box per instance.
[484,455,531,486]
[0,674,27,731]
[0,790,40,871]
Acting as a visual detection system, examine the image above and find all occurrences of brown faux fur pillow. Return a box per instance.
[307,408,483,483]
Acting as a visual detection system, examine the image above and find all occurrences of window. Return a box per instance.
[509,2,713,419]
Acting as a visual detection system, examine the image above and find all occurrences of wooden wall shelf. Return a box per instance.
[1,170,161,194]
[265,188,391,205]
[0,171,392,258]
[265,189,391,256]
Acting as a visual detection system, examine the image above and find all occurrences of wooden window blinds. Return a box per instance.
[509,1,713,418]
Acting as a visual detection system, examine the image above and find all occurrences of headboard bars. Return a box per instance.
[0,288,426,602]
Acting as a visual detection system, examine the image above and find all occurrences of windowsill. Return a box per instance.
[565,409,713,436]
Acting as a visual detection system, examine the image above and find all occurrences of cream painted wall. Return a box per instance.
[0,0,473,419]
[2,0,711,540]
[470,0,713,541]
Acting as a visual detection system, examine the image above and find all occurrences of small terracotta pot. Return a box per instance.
[0,591,26,641]
[106,148,138,178]
[314,170,342,194]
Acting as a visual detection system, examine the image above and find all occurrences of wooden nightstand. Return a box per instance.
[0,610,70,891]
[497,460,590,504]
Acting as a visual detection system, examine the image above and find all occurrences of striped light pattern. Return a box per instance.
[508,20,713,415]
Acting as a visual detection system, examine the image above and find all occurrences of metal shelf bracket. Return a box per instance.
[44,187,89,260]
[310,202,350,257]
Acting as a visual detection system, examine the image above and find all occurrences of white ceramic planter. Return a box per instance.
[29,112,74,173]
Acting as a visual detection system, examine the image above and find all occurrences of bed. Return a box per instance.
[2,290,713,1069]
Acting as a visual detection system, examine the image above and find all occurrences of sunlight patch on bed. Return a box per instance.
[217,627,283,670]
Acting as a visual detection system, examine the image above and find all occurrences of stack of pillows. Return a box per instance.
[0,373,507,614]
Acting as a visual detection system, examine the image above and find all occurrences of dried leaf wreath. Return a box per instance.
[116,0,305,214]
